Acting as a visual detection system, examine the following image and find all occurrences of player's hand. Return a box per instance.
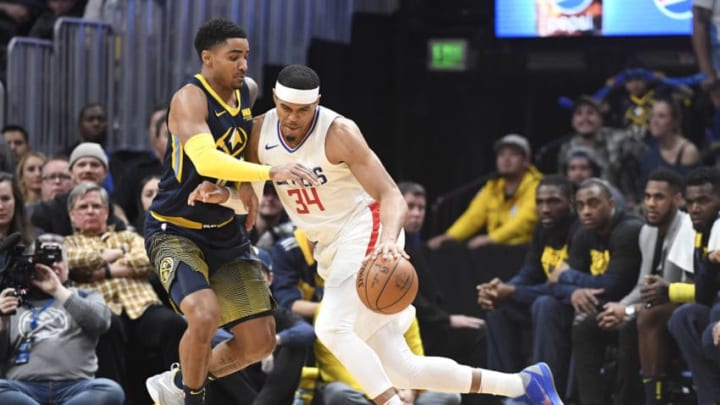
[547,262,570,284]
[449,314,485,330]
[268,163,320,187]
[571,288,604,315]
[713,321,720,346]
[397,389,416,404]
[238,182,258,231]
[0,288,19,316]
[597,302,625,330]
[640,275,669,308]
[187,181,229,206]
[365,240,408,264]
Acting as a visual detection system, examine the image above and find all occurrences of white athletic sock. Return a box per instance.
[383,396,403,405]
[478,369,525,398]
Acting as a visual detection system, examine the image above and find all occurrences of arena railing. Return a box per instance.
[6,37,53,152]
[52,17,115,152]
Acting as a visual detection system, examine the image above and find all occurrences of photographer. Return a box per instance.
[0,234,124,404]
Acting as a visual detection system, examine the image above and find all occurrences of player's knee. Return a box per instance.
[314,322,348,351]
[183,300,220,339]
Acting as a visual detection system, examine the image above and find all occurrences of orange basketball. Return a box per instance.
[356,255,418,315]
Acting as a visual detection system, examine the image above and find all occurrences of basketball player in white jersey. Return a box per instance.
[189,64,564,405]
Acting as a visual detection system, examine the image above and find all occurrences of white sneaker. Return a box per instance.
[146,363,184,405]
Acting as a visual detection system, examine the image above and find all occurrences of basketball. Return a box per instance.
[356,255,418,315]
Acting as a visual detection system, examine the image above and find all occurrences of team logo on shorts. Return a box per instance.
[551,0,593,15]
[159,257,174,283]
[653,0,692,20]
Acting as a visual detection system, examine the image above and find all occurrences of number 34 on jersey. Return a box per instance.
[276,166,328,214]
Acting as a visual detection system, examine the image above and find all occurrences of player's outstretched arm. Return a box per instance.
[326,118,408,260]
[170,85,304,183]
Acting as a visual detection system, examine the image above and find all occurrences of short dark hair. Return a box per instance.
[1,125,28,141]
[397,181,426,197]
[577,177,613,199]
[538,175,574,199]
[686,166,720,194]
[78,103,105,124]
[194,19,247,59]
[647,168,683,193]
[277,64,320,90]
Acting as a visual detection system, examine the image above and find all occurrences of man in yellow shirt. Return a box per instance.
[429,134,542,249]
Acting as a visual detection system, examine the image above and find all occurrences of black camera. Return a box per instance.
[0,237,62,292]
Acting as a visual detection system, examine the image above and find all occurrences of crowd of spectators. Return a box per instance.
[3,2,720,405]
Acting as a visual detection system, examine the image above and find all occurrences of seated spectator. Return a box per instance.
[206,247,315,405]
[640,98,700,184]
[16,151,45,204]
[605,68,655,135]
[271,228,322,320]
[0,233,124,405]
[478,175,578,396]
[1,124,29,159]
[555,96,625,178]
[0,171,33,253]
[62,104,113,193]
[574,169,688,404]
[554,96,644,204]
[63,182,186,402]
[132,175,159,234]
[634,169,693,404]
[28,0,87,39]
[111,105,166,226]
[546,178,642,404]
[428,134,542,249]
[668,167,720,405]
[26,155,72,222]
[252,182,294,250]
[316,315,461,405]
[39,155,72,201]
[31,143,126,236]
[562,146,627,211]
[399,181,484,361]
[599,67,691,137]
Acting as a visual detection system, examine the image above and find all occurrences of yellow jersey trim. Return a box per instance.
[194,74,242,117]
[171,135,184,182]
[150,211,234,230]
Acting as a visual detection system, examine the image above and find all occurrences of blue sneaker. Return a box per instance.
[519,362,563,405]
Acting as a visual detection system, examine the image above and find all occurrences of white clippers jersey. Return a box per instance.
[258,106,375,244]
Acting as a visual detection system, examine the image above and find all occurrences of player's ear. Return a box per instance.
[201,49,212,66]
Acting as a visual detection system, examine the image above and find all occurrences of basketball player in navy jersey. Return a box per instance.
[143,20,318,405]
[189,64,564,405]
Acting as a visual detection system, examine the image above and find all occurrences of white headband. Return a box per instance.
[274,81,319,104]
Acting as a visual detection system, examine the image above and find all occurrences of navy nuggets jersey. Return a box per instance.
[146,74,254,249]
